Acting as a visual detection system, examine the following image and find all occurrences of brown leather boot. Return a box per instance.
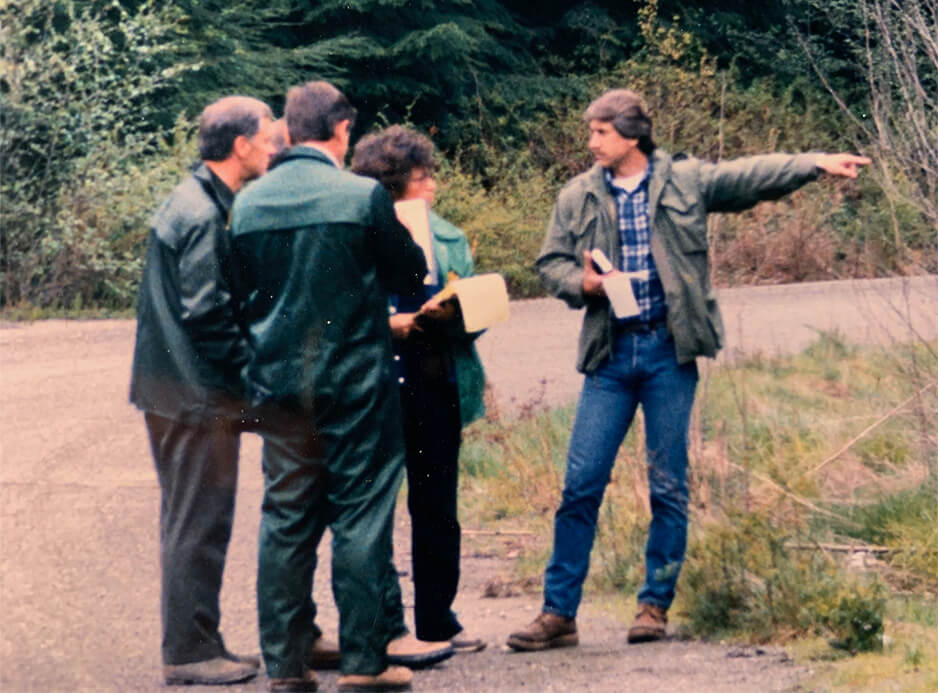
[506,612,578,651]
[337,665,412,692]
[627,603,668,643]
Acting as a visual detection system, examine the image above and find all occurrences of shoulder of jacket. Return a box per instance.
[429,210,467,242]
[669,153,703,176]
[557,166,603,205]
[151,175,219,242]
[341,168,383,196]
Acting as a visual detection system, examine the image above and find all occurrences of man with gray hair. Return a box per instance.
[130,95,276,685]
[507,88,869,651]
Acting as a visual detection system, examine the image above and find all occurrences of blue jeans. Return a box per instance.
[543,326,698,617]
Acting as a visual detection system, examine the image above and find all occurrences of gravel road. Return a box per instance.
[0,276,934,692]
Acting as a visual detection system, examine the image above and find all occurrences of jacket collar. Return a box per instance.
[278,145,341,168]
[192,162,234,215]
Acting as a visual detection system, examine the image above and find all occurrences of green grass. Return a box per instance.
[0,304,135,321]
[459,333,937,685]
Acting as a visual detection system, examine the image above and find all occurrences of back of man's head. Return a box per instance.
[198,96,273,162]
[584,89,655,155]
[285,81,357,144]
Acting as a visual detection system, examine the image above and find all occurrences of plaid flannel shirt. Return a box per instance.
[604,167,668,324]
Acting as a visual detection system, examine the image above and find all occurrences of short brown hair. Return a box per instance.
[285,81,357,143]
[583,89,655,155]
[350,125,436,201]
[198,96,273,161]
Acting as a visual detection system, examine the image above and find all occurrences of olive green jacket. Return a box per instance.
[536,150,821,370]
[428,211,486,426]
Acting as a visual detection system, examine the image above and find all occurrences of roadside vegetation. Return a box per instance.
[460,333,938,690]
[2,0,935,313]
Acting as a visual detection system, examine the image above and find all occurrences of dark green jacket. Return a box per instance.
[229,146,427,422]
[536,150,821,370]
[129,163,248,423]
[427,211,486,426]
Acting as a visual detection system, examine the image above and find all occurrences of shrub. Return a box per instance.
[681,514,886,651]
[434,152,559,298]
[0,0,194,309]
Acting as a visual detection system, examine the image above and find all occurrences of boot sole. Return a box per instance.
[164,670,258,685]
[452,640,487,654]
[337,681,411,692]
[506,633,579,652]
[387,647,454,669]
[627,629,666,644]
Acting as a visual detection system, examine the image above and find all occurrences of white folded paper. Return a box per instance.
[590,249,651,319]
[602,273,640,318]
[393,198,436,284]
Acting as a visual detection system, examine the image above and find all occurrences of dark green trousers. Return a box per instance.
[256,404,407,678]
[145,412,239,665]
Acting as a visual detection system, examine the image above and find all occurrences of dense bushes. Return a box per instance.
[0,0,193,309]
[1,0,934,311]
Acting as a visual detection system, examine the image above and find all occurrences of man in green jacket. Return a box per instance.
[229,81,429,693]
[506,89,869,651]
[130,96,276,685]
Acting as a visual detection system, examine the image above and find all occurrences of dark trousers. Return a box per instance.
[255,408,405,678]
[145,412,240,665]
[400,376,464,641]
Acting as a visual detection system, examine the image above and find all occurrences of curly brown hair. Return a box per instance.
[350,125,436,200]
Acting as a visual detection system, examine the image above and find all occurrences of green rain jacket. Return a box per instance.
[129,163,248,423]
[229,146,428,424]
[427,211,486,426]
[536,150,821,371]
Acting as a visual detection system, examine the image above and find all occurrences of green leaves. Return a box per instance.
[0,0,196,307]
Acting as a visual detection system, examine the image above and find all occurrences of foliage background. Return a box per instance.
[1,0,935,309]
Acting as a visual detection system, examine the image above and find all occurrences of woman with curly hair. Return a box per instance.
[352,125,486,654]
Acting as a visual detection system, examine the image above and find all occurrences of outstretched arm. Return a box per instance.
[815,153,871,179]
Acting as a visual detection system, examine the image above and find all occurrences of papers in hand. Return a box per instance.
[427,273,510,333]
[590,248,649,319]
[394,199,436,284]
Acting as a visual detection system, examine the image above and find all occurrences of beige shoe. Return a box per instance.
[506,612,578,651]
[163,656,258,685]
[386,633,453,669]
[337,665,412,692]
[269,668,319,692]
[449,629,487,653]
[627,603,668,643]
[306,635,341,670]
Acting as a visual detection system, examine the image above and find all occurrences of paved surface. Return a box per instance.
[477,276,938,411]
[0,276,934,692]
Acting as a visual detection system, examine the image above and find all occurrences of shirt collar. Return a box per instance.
[603,162,652,193]
[304,143,343,169]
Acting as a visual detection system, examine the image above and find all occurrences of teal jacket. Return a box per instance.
[427,210,486,426]
[536,150,821,370]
